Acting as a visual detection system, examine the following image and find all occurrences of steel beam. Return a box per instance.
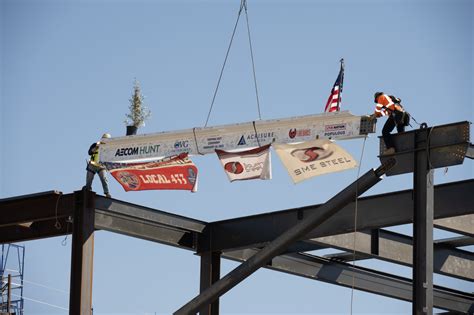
[435,236,474,248]
[323,251,371,262]
[0,218,70,244]
[175,165,389,314]
[309,229,474,281]
[378,121,470,176]
[434,214,474,237]
[203,180,474,253]
[0,192,74,227]
[94,196,206,233]
[199,251,221,315]
[69,190,95,315]
[222,249,474,314]
[94,210,196,250]
[413,128,434,315]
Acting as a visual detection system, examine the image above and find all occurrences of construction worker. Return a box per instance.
[370,92,410,155]
[83,133,111,197]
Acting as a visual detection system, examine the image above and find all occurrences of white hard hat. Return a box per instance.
[102,133,111,139]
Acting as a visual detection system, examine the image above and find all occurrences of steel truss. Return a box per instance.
[0,122,472,314]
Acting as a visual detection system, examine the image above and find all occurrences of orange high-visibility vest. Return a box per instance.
[374,94,404,118]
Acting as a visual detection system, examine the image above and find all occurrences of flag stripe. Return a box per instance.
[324,65,344,113]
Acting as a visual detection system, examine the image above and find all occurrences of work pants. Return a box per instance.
[85,163,110,195]
[382,111,406,149]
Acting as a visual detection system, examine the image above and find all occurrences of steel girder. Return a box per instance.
[308,229,474,281]
[203,180,474,253]
[93,196,206,250]
[222,249,474,314]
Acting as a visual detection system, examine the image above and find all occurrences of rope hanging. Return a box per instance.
[204,0,262,127]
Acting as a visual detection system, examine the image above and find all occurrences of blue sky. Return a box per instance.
[1,0,473,314]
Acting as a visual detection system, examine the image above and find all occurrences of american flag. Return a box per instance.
[324,60,345,113]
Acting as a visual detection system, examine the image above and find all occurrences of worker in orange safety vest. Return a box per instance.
[369,92,410,155]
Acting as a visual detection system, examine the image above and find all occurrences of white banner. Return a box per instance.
[274,139,357,183]
[216,144,271,182]
[99,111,373,162]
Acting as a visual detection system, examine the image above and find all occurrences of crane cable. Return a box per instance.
[204,0,262,127]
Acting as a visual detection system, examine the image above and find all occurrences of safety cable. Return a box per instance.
[409,114,424,127]
[61,217,72,246]
[350,135,367,315]
[54,193,62,230]
[204,1,245,127]
[243,0,262,120]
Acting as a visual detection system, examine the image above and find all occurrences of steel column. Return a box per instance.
[175,164,390,314]
[69,190,95,315]
[199,251,221,315]
[413,128,434,315]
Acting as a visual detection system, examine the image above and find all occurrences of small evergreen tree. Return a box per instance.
[125,80,151,128]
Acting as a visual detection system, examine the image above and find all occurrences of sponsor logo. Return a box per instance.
[224,162,244,174]
[117,171,140,190]
[238,136,247,146]
[115,145,160,157]
[224,161,265,174]
[289,128,311,139]
[290,146,333,163]
[294,157,353,176]
[289,129,297,139]
[237,132,274,146]
[174,140,189,149]
[324,123,347,137]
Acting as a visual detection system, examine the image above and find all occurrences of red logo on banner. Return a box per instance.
[116,171,141,190]
[224,162,244,174]
[290,147,333,163]
[289,128,297,139]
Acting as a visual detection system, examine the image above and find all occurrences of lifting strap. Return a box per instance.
[204,0,262,127]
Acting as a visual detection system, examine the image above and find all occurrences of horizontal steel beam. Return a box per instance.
[323,251,371,262]
[94,211,196,250]
[204,180,474,252]
[434,214,474,237]
[378,121,470,176]
[0,192,74,227]
[0,218,70,244]
[222,249,474,314]
[93,196,207,250]
[435,236,474,248]
[311,229,474,281]
[94,196,206,233]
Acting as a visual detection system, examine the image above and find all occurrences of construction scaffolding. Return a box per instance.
[1,244,25,315]
[0,121,472,315]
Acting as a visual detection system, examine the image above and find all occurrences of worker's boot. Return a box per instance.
[105,193,112,198]
[383,147,396,155]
